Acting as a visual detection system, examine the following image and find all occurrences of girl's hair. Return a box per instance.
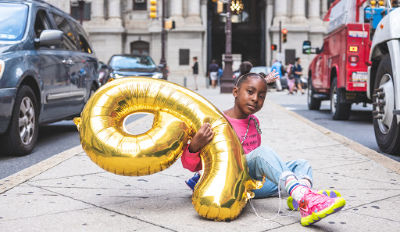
[234,72,267,88]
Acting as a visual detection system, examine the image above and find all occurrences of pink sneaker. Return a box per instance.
[299,189,346,226]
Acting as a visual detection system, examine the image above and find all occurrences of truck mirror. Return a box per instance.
[302,41,312,54]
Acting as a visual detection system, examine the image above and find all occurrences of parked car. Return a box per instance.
[0,0,99,156]
[108,54,164,80]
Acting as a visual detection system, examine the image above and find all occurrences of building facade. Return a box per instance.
[46,0,332,77]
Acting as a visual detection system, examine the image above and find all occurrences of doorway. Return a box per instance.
[207,0,266,70]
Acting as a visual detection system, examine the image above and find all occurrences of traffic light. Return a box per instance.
[149,0,157,19]
[271,44,277,51]
[282,28,288,43]
[217,0,224,14]
[165,20,176,30]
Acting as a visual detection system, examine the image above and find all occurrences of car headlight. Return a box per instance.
[152,73,163,79]
[0,60,5,80]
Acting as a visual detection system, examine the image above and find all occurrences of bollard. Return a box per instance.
[183,76,187,87]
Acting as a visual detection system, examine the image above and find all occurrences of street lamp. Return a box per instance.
[220,0,234,93]
[160,0,168,80]
[78,0,85,25]
[230,0,244,15]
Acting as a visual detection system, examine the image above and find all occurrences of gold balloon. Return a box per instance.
[74,77,262,221]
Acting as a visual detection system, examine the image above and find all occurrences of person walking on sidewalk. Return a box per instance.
[293,57,304,94]
[271,60,284,91]
[208,59,219,88]
[192,57,199,90]
[181,72,345,226]
[286,62,296,94]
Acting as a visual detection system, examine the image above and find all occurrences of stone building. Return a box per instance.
[46,0,333,77]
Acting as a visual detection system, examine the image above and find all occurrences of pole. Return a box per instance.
[220,1,233,93]
[160,0,168,80]
[279,21,282,53]
[78,0,85,25]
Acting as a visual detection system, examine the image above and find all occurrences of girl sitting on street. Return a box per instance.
[181,72,345,226]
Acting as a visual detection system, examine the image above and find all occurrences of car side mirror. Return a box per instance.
[36,30,63,47]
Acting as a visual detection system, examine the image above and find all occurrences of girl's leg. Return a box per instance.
[253,180,278,198]
[286,159,313,188]
[246,146,296,198]
[253,159,313,198]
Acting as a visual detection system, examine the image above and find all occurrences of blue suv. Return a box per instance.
[0,0,99,156]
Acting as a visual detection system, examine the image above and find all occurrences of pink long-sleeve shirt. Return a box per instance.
[181,114,261,172]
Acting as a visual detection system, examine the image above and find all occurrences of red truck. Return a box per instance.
[304,23,371,120]
[304,0,375,120]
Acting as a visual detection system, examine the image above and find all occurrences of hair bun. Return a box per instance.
[259,72,267,78]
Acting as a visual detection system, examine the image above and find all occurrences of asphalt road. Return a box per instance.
[267,90,400,162]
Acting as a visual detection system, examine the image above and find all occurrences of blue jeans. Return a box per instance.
[246,146,313,198]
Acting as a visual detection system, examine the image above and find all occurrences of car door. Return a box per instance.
[51,13,86,116]
[33,9,70,122]
[68,20,98,113]
[314,42,326,89]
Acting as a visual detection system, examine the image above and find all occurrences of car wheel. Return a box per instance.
[372,54,400,155]
[330,78,351,120]
[3,86,39,156]
[307,77,321,110]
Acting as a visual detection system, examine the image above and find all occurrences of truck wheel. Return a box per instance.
[3,86,39,156]
[330,78,351,120]
[307,77,321,110]
[372,54,400,155]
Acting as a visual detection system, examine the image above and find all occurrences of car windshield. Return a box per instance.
[110,56,156,70]
[0,3,28,41]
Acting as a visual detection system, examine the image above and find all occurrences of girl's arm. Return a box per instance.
[181,123,214,172]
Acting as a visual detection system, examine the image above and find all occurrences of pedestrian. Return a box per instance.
[293,57,304,94]
[271,59,283,91]
[286,63,295,94]
[217,67,223,86]
[208,59,219,88]
[192,57,199,90]
[181,72,346,226]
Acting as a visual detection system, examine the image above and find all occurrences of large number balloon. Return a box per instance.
[74,77,262,221]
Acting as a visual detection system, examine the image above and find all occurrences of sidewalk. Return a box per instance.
[1,83,400,231]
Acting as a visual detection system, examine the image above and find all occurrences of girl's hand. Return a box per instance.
[265,70,280,83]
[188,123,214,153]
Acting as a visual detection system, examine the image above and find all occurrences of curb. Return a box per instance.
[269,101,400,174]
[0,145,82,194]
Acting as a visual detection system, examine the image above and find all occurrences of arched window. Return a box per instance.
[130,41,149,55]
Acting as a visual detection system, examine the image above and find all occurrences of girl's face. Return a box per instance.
[233,77,267,117]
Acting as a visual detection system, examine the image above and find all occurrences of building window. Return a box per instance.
[133,0,147,10]
[179,49,190,65]
[70,2,91,21]
[285,49,296,66]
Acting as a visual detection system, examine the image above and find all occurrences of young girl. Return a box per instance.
[181,72,345,226]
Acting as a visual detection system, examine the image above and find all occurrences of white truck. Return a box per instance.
[368,7,400,155]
